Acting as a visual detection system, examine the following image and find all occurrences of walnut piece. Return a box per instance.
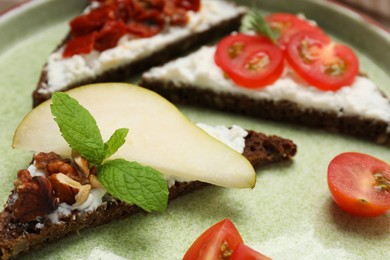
[50,173,91,206]
[12,170,57,223]
[34,152,67,170]
[47,160,81,182]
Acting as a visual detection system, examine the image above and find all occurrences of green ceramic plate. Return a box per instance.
[0,0,389,259]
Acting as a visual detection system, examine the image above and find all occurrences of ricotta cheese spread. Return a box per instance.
[42,0,245,93]
[143,46,390,123]
[196,123,248,153]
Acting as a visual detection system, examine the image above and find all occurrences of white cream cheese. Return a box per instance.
[27,164,45,177]
[72,188,106,211]
[196,123,248,153]
[41,0,245,93]
[45,189,106,224]
[143,46,390,123]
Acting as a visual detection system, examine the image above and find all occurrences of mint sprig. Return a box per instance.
[246,9,278,44]
[104,128,129,160]
[97,159,168,212]
[50,92,168,212]
[51,92,105,165]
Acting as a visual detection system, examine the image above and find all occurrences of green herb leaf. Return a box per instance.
[104,128,129,160]
[50,92,104,165]
[97,159,168,212]
[51,93,167,213]
[247,9,277,44]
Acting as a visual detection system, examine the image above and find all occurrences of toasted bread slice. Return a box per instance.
[33,0,246,106]
[0,128,296,259]
[141,46,390,145]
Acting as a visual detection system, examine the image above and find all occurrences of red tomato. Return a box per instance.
[266,13,327,49]
[286,31,359,91]
[175,0,201,12]
[183,219,243,260]
[70,6,115,37]
[328,152,390,217]
[230,243,271,260]
[214,34,284,89]
[94,21,128,51]
[63,34,96,58]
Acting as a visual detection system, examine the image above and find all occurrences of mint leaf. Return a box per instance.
[97,159,168,212]
[51,93,167,212]
[104,128,129,160]
[246,10,277,44]
[50,92,104,165]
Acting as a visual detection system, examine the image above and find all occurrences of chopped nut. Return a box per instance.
[74,184,92,206]
[47,161,81,182]
[34,152,67,170]
[14,169,31,187]
[89,174,104,189]
[50,173,91,206]
[73,153,90,178]
[13,174,57,222]
[50,173,78,205]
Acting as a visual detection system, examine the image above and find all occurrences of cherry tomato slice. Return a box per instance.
[328,152,390,217]
[183,219,243,260]
[215,34,267,75]
[215,34,284,89]
[266,13,327,49]
[286,31,359,91]
[230,243,271,260]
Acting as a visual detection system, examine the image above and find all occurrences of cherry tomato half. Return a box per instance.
[328,152,390,217]
[266,13,327,49]
[215,34,284,89]
[183,219,243,259]
[286,31,359,91]
[230,243,271,260]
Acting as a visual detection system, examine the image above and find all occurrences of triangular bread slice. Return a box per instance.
[33,0,246,106]
[140,45,390,145]
[0,127,296,259]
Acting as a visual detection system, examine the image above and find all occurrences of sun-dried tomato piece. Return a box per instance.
[63,34,96,57]
[127,9,164,37]
[64,0,201,57]
[105,0,135,21]
[95,21,128,51]
[170,7,188,25]
[70,5,115,37]
[175,0,201,11]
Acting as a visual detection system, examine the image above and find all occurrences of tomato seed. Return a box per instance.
[373,173,390,192]
[228,42,245,59]
[220,240,233,259]
[245,53,270,72]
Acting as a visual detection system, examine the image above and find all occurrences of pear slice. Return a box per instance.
[13,83,256,188]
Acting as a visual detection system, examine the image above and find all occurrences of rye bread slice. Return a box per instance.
[140,48,390,146]
[32,1,246,107]
[0,130,296,259]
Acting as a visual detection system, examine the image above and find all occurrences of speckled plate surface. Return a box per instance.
[0,0,389,259]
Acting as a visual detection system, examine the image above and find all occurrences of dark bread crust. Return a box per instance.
[32,9,245,107]
[139,79,390,145]
[0,131,296,259]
